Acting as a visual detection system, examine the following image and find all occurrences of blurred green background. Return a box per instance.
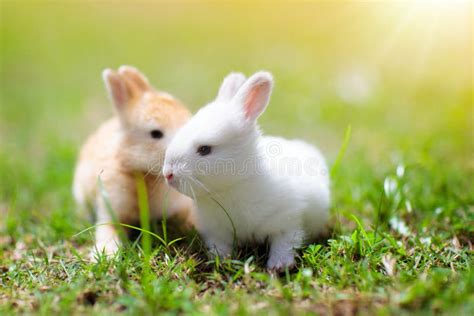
[1,1,473,314]
[1,1,472,232]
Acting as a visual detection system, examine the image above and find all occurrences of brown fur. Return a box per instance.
[72,66,194,258]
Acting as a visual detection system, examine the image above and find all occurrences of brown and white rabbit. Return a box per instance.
[73,65,194,257]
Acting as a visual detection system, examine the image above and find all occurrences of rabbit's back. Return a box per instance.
[260,136,328,182]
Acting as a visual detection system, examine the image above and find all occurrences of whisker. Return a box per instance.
[187,176,226,212]
[187,176,211,195]
[186,175,237,252]
[186,179,198,204]
[145,160,162,178]
[190,176,222,201]
[152,176,163,188]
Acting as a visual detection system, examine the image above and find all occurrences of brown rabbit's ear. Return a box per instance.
[103,68,129,112]
[118,65,152,99]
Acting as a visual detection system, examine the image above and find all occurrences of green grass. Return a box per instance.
[1,1,473,315]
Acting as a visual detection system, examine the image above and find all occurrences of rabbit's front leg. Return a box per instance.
[93,223,120,258]
[90,197,123,260]
[203,232,233,259]
[267,230,304,271]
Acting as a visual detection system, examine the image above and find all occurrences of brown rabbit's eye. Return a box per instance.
[150,130,163,139]
[197,145,212,156]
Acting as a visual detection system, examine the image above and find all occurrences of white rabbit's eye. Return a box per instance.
[197,145,212,156]
[150,129,164,139]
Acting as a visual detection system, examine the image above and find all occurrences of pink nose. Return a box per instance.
[165,172,173,181]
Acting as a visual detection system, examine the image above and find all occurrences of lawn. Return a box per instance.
[0,1,472,315]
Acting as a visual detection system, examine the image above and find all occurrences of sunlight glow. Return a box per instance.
[373,0,471,83]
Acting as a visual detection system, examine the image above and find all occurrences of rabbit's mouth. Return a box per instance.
[165,173,177,188]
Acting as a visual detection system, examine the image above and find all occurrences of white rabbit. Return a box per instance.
[162,71,330,270]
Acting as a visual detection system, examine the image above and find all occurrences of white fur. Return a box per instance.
[163,71,330,270]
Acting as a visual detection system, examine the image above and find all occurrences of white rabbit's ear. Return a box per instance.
[216,72,246,101]
[118,65,152,99]
[103,68,129,112]
[234,71,273,121]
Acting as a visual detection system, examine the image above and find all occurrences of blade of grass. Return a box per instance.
[135,172,155,305]
[330,124,352,179]
[161,189,170,247]
[135,172,151,259]
[350,214,373,248]
[73,222,166,246]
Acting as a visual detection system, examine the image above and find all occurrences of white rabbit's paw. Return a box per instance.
[266,252,296,271]
[206,242,232,259]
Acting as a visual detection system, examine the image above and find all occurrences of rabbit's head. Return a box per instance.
[103,66,191,174]
[163,71,273,197]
